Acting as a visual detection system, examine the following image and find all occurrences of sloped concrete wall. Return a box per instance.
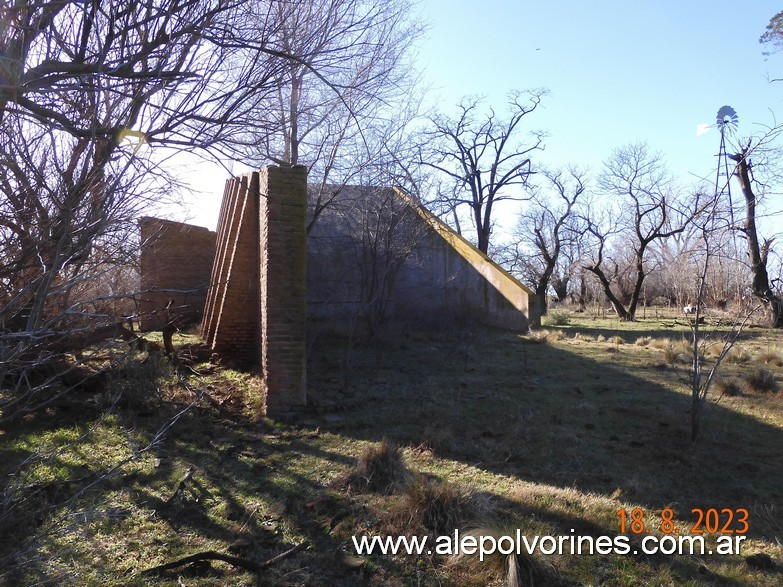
[306,186,539,331]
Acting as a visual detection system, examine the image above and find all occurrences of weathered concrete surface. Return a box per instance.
[307,185,539,331]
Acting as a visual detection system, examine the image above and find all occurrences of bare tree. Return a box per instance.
[507,168,586,315]
[424,91,545,253]
[583,143,701,321]
[729,142,783,327]
[234,0,424,232]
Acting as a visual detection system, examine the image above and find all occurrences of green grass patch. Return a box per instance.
[2,317,783,585]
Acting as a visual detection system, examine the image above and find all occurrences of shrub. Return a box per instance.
[610,335,624,345]
[635,336,651,347]
[543,310,570,326]
[346,439,411,494]
[742,369,779,394]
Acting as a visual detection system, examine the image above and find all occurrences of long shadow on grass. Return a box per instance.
[307,328,783,544]
[125,406,417,586]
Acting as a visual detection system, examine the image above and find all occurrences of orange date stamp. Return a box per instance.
[617,507,749,535]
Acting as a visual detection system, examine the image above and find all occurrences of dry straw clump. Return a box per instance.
[345,439,411,494]
[451,524,552,587]
[635,336,652,347]
[529,329,564,344]
[649,337,673,351]
[757,350,783,367]
[742,369,780,394]
[402,475,491,535]
[726,346,753,365]
[662,344,689,365]
[713,377,743,397]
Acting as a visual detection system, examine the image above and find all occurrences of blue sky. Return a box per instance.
[182,1,782,229]
[420,0,781,185]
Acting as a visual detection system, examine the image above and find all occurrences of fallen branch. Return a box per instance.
[141,542,308,576]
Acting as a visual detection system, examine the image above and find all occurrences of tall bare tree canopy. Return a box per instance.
[507,168,586,315]
[583,143,701,321]
[233,0,425,233]
[425,91,545,253]
[0,0,259,331]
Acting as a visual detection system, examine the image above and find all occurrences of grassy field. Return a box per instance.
[1,310,782,585]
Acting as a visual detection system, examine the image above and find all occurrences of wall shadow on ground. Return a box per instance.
[306,327,783,544]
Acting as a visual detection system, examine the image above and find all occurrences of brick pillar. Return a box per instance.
[259,165,308,415]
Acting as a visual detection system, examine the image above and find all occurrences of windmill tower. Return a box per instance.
[714,105,739,228]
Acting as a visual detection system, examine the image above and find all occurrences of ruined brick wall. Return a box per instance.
[201,174,260,365]
[138,218,216,331]
[200,165,308,416]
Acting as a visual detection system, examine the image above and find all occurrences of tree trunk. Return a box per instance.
[552,276,569,302]
[731,149,783,328]
[536,282,549,316]
[585,265,632,321]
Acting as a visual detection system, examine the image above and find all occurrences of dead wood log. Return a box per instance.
[140,542,308,576]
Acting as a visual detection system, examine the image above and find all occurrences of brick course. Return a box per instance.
[138,218,216,331]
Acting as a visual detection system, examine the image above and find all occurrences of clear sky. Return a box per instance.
[420,0,781,181]
[180,1,782,230]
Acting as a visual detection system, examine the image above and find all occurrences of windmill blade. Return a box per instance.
[716,105,739,135]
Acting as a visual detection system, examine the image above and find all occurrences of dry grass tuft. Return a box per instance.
[610,335,625,345]
[402,475,491,535]
[548,329,565,342]
[662,344,688,365]
[713,377,743,397]
[595,335,606,343]
[742,369,780,394]
[529,329,564,344]
[635,336,652,347]
[420,425,454,455]
[649,337,673,350]
[528,330,548,344]
[757,350,783,367]
[345,439,411,494]
[726,346,753,365]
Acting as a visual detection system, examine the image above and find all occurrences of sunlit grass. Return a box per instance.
[3,316,783,585]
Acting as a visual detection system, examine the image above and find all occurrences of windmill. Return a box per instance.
[714,105,739,228]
